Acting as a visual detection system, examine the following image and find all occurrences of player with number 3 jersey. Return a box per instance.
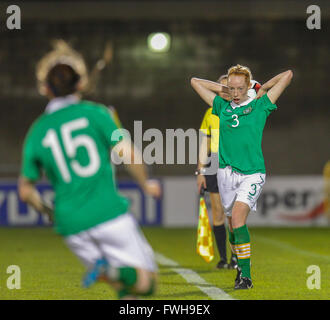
[191,64,293,289]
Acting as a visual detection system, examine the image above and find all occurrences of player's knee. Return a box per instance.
[231,213,246,229]
[213,214,225,226]
[231,202,250,228]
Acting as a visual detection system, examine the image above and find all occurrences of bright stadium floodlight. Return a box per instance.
[147,32,171,53]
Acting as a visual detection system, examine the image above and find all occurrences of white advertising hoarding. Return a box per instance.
[0,176,327,227]
[163,175,327,227]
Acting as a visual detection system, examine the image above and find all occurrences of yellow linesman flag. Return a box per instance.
[197,196,214,263]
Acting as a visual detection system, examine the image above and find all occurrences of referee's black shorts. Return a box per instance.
[204,173,219,193]
[202,152,219,193]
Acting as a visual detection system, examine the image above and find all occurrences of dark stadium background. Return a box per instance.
[0,0,329,303]
[0,0,328,179]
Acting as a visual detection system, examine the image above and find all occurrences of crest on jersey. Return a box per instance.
[243,107,252,114]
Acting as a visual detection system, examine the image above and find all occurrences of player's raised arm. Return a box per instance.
[257,70,293,104]
[190,77,228,107]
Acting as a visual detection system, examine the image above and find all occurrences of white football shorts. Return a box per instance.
[217,166,266,217]
[65,213,157,272]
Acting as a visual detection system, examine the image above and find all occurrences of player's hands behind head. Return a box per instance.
[255,86,267,99]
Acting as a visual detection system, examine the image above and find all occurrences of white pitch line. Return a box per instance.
[155,252,235,300]
[254,235,330,262]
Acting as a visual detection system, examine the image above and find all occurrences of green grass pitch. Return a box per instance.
[0,226,329,300]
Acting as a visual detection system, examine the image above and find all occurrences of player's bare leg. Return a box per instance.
[210,192,225,226]
[231,201,250,229]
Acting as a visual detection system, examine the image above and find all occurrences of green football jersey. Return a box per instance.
[212,93,277,175]
[21,98,129,236]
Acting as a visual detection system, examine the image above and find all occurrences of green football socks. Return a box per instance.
[233,225,251,279]
[117,267,138,287]
[228,229,237,259]
[106,265,137,298]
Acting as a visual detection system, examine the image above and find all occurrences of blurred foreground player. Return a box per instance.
[18,41,161,300]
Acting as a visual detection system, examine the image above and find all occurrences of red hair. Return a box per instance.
[227,64,252,86]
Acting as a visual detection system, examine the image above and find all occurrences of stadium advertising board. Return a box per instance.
[0,176,326,227]
[252,176,326,226]
[163,176,327,227]
[0,181,162,227]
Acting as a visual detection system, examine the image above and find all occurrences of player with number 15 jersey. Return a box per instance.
[19,41,161,300]
[22,97,129,236]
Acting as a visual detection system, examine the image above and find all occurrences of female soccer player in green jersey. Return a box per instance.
[18,41,161,300]
[191,65,293,289]
[197,74,261,270]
